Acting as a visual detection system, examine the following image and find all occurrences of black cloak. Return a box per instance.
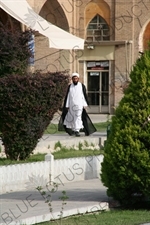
[58,83,97,136]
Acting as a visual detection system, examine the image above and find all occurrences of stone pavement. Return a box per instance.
[0,179,109,225]
[34,113,109,153]
[51,112,111,124]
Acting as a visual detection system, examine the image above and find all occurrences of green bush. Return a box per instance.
[101,50,150,207]
[0,22,33,77]
[0,71,69,160]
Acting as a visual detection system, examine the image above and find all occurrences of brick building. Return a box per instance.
[1,0,150,114]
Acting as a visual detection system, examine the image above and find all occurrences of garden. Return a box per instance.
[1,22,150,225]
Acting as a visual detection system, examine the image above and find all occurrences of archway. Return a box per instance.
[85,0,110,29]
[34,0,70,72]
[143,22,150,50]
[139,20,150,52]
[39,0,69,31]
[86,14,110,42]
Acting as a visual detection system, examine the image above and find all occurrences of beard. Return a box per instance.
[73,81,78,85]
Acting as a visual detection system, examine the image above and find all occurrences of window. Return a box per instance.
[86,14,110,42]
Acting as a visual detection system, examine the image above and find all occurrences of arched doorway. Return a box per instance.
[33,0,70,72]
[40,0,69,31]
[83,0,112,113]
[85,14,110,113]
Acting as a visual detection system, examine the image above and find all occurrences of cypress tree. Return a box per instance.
[101,50,150,207]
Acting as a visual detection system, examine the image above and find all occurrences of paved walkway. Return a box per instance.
[0,179,109,225]
[51,112,111,124]
[34,113,108,153]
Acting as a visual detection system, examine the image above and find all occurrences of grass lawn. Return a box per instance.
[36,210,150,225]
[0,153,47,166]
[0,147,103,166]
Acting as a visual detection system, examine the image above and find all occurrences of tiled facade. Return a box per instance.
[1,0,150,114]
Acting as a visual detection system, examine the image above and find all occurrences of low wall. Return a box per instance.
[0,161,50,193]
[0,155,104,194]
[54,155,103,185]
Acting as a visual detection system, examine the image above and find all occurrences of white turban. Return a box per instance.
[71,72,79,78]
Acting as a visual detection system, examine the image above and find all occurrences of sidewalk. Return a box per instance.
[33,113,109,153]
[51,112,111,124]
[0,179,109,225]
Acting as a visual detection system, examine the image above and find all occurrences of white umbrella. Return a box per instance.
[0,0,84,50]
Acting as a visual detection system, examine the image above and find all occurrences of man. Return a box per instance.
[58,72,96,137]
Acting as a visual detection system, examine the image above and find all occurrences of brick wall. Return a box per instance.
[23,0,150,111]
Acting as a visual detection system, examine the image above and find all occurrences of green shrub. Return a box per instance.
[0,22,33,77]
[0,71,69,160]
[101,49,150,207]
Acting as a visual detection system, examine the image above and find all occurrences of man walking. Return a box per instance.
[59,72,96,137]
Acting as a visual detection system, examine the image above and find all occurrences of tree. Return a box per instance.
[0,22,33,77]
[101,50,150,207]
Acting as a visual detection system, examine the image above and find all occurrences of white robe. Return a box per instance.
[63,82,88,131]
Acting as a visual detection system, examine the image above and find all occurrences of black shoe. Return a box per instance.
[75,131,80,137]
[70,131,75,136]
